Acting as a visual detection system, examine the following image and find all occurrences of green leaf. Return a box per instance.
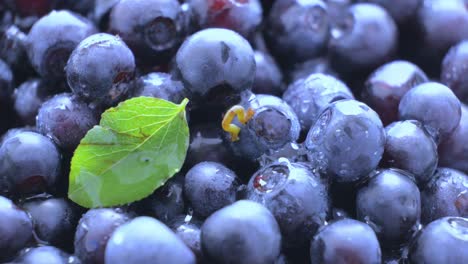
[68,97,189,208]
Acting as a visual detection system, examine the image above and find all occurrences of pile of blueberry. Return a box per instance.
[0,0,467,263]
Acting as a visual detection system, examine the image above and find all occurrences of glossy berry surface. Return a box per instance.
[408,217,468,264]
[174,28,255,108]
[362,60,428,125]
[22,196,81,248]
[356,169,421,247]
[421,168,468,224]
[66,33,136,106]
[283,73,354,132]
[26,10,97,84]
[252,50,283,96]
[14,246,81,264]
[310,218,382,264]
[0,195,33,262]
[108,0,185,66]
[184,161,239,218]
[74,208,130,264]
[0,131,61,195]
[189,0,263,38]
[226,94,301,161]
[201,200,281,264]
[171,217,203,261]
[305,99,386,182]
[132,72,188,104]
[105,216,196,264]
[398,82,461,141]
[329,3,398,76]
[441,40,468,103]
[438,104,468,173]
[247,161,329,251]
[13,79,47,125]
[266,0,330,65]
[382,120,438,184]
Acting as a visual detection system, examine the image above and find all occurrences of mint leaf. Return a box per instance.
[68,97,189,208]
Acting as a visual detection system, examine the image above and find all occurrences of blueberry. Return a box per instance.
[74,208,130,264]
[438,104,468,173]
[310,218,382,264]
[441,40,468,103]
[184,161,239,218]
[398,82,461,142]
[0,131,61,195]
[362,60,428,125]
[170,216,203,261]
[226,94,301,161]
[0,195,33,262]
[247,161,330,251]
[22,196,81,249]
[356,169,421,247]
[108,0,185,66]
[266,0,330,65]
[14,246,82,264]
[414,0,468,76]
[105,216,196,264]
[288,57,338,83]
[26,10,97,85]
[408,217,468,264]
[92,0,120,30]
[132,174,185,225]
[201,200,281,264]
[13,79,47,125]
[252,50,284,96]
[36,93,97,151]
[189,0,263,38]
[362,0,421,24]
[173,28,255,108]
[132,72,188,104]
[421,168,468,224]
[283,73,354,132]
[305,99,386,182]
[0,58,13,105]
[0,25,32,82]
[382,120,438,185]
[329,3,398,77]
[66,33,136,107]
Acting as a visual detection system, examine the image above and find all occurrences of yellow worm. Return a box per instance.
[222,105,255,141]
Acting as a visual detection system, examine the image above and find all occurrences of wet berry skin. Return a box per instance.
[356,169,421,247]
[22,196,82,249]
[14,246,82,264]
[329,3,398,77]
[305,99,386,183]
[226,94,301,161]
[26,10,97,85]
[382,120,438,185]
[74,208,130,264]
[247,162,330,251]
[408,217,468,264]
[170,216,203,261]
[36,93,98,151]
[201,200,282,264]
[362,60,428,125]
[132,72,188,104]
[105,217,196,264]
[438,104,468,173]
[0,195,33,262]
[310,218,382,264]
[265,0,330,65]
[189,0,263,38]
[173,28,255,108]
[13,79,47,126]
[283,73,354,132]
[184,161,239,218]
[0,131,61,196]
[66,33,136,107]
[108,0,185,66]
[289,57,338,83]
[398,82,461,142]
[421,168,468,224]
[441,40,468,103]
